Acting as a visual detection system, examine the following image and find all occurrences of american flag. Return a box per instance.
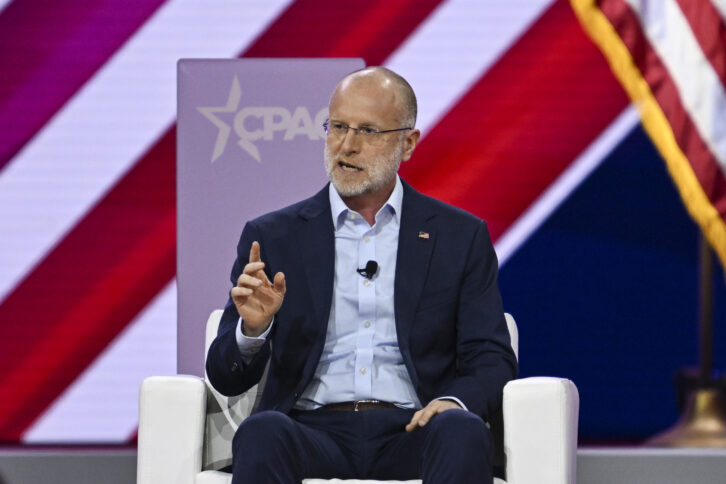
[0,0,721,445]
[572,0,726,271]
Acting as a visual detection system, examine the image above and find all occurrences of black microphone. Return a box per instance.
[356,260,378,279]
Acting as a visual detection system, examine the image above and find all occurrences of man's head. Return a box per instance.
[324,67,421,201]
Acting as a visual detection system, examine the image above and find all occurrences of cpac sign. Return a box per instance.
[197,76,327,163]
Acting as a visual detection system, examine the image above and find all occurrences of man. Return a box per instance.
[206,67,518,483]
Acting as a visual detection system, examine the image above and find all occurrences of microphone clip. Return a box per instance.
[357,260,378,280]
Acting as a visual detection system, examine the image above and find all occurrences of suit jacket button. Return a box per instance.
[231,362,239,372]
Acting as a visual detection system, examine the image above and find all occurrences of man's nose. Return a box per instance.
[340,127,362,153]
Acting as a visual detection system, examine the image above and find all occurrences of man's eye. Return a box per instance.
[332,122,346,130]
[361,127,376,135]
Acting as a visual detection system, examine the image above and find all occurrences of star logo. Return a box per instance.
[197,76,261,163]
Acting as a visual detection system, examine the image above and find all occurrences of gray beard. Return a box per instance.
[324,144,403,198]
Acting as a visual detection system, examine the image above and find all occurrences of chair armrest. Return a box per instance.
[503,377,579,484]
[137,375,207,484]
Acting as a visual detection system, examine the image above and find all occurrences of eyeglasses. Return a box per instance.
[322,120,412,142]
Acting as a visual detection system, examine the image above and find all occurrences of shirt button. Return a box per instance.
[364,236,371,243]
[360,368,367,375]
[363,279,371,287]
[364,321,371,328]
[348,213,356,220]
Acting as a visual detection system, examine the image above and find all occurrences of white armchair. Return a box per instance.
[138,311,579,484]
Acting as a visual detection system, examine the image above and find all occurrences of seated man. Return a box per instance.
[205,66,518,483]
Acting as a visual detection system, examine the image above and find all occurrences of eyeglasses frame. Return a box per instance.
[322,119,413,139]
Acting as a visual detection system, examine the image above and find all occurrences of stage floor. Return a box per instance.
[0,447,725,483]
[578,447,726,484]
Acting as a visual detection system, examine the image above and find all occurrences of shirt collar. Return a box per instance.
[329,175,403,229]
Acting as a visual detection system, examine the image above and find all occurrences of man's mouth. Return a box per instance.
[338,161,363,172]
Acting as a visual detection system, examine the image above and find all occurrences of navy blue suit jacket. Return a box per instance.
[206,180,518,422]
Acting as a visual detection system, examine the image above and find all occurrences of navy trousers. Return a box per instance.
[231,407,493,483]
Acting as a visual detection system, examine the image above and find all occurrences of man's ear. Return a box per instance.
[401,129,421,162]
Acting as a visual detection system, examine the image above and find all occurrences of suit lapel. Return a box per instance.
[299,186,335,334]
[394,182,436,381]
[294,182,436,389]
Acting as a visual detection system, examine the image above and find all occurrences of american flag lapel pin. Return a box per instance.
[418,231,430,239]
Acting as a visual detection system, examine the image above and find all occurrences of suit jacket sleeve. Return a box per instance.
[205,221,272,397]
[439,220,518,420]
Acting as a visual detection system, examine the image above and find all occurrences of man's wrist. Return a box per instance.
[241,318,272,337]
[235,317,274,362]
[434,396,467,411]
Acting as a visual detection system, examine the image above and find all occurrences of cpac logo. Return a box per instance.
[197,76,328,163]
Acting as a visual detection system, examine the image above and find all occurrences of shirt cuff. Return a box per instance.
[235,317,273,364]
[434,396,468,412]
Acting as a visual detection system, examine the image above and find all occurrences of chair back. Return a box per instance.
[202,310,261,470]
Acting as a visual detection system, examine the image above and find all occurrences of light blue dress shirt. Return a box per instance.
[295,177,421,409]
[236,177,464,411]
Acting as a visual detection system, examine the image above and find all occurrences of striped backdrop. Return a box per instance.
[1,0,721,444]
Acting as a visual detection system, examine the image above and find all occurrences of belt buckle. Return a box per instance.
[353,399,378,411]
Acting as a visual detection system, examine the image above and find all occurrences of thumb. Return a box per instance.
[273,272,286,296]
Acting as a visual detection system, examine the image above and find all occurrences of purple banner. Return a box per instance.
[177,58,365,375]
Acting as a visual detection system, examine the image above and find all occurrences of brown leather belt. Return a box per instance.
[319,400,397,412]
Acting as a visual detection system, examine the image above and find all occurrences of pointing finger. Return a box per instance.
[249,241,262,263]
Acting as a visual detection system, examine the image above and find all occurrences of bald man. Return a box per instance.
[206,67,518,483]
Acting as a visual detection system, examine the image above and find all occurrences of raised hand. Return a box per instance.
[231,241,286,337]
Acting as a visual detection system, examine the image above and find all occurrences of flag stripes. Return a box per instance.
[623,0,726,167]
[23,281,177,443]
[602,0,726,204]
[322,0,444,61]
[0,145,176,439]
[0,0,292,306]
[496,106,641,265]
[0,0,446,442]
[714,0,726,19]
[0,0,167,169]
[674,0,726,91]
[571,0,726,268]
[0,0,640,442]
[385,0,555,134]
[243,0,445,64]
[400,0,629,239]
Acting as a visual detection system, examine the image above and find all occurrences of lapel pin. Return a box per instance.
[418,231,430,239]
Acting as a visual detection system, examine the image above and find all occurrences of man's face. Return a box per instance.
[324,141,403,199]
[324,76,414,198]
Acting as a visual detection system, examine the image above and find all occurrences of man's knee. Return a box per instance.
[233,410,296,453]
[232,411,303,482]
[422,410,493,483]
[426,409,492,450]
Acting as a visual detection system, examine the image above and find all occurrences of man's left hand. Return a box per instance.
[405,399,462,432]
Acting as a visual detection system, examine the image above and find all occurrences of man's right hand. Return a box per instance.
[231,241,286,337]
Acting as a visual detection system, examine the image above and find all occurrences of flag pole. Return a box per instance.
[699,235,714,386]
[646,234,726,447]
